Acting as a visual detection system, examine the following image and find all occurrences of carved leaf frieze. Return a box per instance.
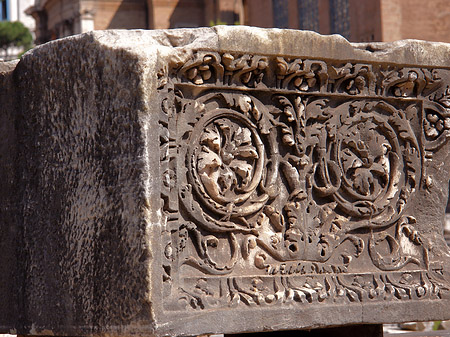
[175,271,447,310]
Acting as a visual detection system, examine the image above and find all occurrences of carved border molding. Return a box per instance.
[178,271,443,310]
[173,51,450,154]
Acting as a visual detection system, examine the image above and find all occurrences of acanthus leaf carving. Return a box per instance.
[159,51,450,311]
[275,57,328,92]
[329,63,376,95]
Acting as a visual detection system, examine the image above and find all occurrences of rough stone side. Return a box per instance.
[0,60,20,333]
[14,35,153,335]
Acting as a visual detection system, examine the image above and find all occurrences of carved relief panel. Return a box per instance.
[157,51,450,311]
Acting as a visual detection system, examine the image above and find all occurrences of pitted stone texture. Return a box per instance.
[1,27,450,336]
[0,60,20,333]
[15,34,153,334]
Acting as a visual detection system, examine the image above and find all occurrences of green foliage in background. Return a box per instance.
[433,321,442,330]
[209,19,240,26]
[0,21,32,58]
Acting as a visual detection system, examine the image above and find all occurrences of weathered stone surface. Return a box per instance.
[1,26,450,336]
[0,60,21,333]
[228,324,384,337]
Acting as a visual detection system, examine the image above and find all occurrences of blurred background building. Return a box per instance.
[0,0,34,59]
[19,0,450,45]
[0,0,34,29]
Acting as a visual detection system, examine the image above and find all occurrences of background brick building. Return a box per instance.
[244,0,450,43]
[26,0,244,43]
[25,0,450,45]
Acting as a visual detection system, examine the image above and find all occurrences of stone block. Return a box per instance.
[2,27,450,336]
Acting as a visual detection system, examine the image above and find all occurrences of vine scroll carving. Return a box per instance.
[158,51,450,311]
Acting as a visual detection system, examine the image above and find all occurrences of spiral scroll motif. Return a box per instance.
[187,110,268,224]
[311,101,420,229]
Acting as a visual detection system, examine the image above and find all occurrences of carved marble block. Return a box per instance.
[2,27,450,336]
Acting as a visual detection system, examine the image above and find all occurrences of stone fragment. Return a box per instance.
[399,321,433,331]
[1,26,450,336]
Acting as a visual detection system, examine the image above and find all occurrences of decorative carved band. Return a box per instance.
[179,271,445,310]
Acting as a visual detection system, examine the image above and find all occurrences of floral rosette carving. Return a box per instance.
[191,112,265,215]
[424,94,450,151]
[307,99,420,230]
[180,93,277,234]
